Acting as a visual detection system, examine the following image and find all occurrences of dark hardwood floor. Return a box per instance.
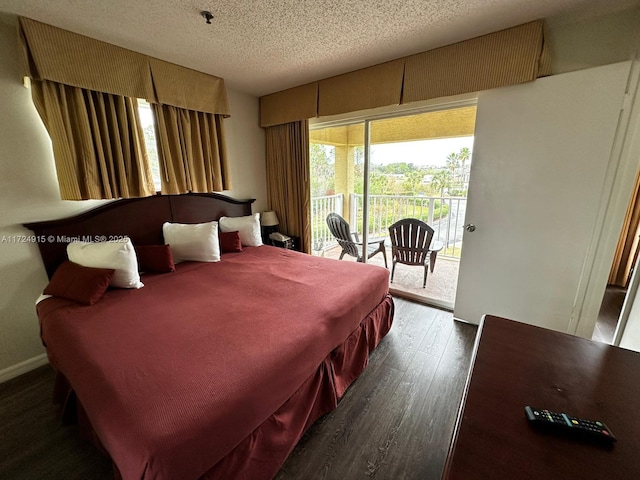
[0,365,113,480]
[0,298,477,480]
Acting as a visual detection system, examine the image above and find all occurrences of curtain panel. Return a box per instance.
[31,80,154,200]
[153,104,230,194]
[20,17,233,201]
[265,121,311,253]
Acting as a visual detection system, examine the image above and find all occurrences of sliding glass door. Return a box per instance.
[310,106,476,309]
[309,123,365,256]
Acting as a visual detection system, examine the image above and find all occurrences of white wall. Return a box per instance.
[546,6,640,75]
[0,19,266,380]
[225,90,267,212]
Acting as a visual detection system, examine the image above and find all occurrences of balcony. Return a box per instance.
[312,193,465,308]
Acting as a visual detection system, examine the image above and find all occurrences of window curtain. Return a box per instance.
[20,17,232,200]
[152,104,230,194]
[31,80,154,200]
[265,120,311,253]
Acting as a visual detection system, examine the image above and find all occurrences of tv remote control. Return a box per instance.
[524,406,616,443]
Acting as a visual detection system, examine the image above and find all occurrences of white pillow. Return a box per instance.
[162,221,220,262]
[67,238,144,289]
[218,213,263,247]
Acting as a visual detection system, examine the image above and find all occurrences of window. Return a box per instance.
[137,99,161,192]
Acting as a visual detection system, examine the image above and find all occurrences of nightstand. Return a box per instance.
[269,236,300,251]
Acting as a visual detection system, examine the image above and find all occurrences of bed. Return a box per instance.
[25,193,394,480]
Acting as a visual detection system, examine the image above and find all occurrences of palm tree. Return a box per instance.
[403,171,423,196]
[446,153,460,175]
[458,147,471,181]
[431,170,452,197]
[446,152,462,189]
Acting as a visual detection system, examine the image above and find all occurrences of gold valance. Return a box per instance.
[260,83,318,128]
[402,20,546,104]
[318,59,405,117]
[149,59,230,116]
[259,20,548,126]
[19,17,229,116]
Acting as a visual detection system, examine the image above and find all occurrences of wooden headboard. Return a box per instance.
[24,193,255,279]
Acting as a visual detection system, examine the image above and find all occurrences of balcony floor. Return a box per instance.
[318,245,459,308]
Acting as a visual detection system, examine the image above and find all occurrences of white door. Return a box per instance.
[453,62,631,333]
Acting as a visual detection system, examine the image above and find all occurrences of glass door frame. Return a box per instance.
[310,97,478,266]
[310,98,478,310]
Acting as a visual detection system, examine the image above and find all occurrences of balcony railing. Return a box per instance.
[352,194,467,258]
[311,193,467,258]
[310,194,343,251]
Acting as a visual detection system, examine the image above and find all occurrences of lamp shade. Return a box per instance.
[260,211,279,227]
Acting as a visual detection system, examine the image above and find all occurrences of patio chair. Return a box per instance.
[326,213,388,268]
[388,218,444,288]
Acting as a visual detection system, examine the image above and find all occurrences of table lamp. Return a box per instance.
[260,211,279,242]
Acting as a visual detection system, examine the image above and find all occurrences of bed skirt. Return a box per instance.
[52,294,394,480]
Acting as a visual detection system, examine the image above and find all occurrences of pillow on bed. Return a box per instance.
[162,221,220,262]
[44,261,115,305]
[218,213,262,247]
[134,245,175,273]
[67,238,144,289]
[219,231,243,253]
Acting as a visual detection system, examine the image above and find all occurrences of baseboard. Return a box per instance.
[0,353,49,384]
[389,287,454,312]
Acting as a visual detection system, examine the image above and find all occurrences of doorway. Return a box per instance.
[309,106,477,309]
[594,167,640,344]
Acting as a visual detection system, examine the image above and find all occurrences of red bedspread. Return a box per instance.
[37,246,390,480]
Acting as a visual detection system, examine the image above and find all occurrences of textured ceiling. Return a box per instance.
[1,0,638,96]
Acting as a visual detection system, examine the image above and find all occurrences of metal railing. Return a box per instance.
[311,193,467,258]
[351,194,467,258]
[310,194,343,251]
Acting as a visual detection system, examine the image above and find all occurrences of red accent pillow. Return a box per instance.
[44,261,114,305]
[135,245,175,273]
[219,230,243,253]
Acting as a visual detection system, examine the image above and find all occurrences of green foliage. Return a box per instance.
[431,170,452,197]
[446,153,460,174]
[310,143,335,197]
[403,171,423,196]
[368,172,388,195]
[458,147,471,169]
[311,143,471,198]
[442,245,462,258]
[309,143,470,254]
[378,162,415,175]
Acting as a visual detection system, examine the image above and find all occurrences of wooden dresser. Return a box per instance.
[443,315,640,479]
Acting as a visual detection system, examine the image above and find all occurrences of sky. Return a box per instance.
[371,136,474,167]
